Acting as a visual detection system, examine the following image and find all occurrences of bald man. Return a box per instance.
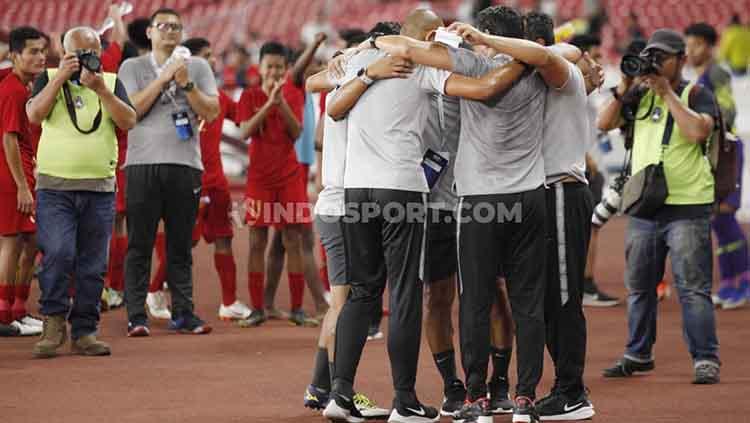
[27,26,136,358]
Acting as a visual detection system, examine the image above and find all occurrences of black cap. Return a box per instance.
[643,29,685,55]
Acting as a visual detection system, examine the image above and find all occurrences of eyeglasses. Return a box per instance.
[152,22,183,33]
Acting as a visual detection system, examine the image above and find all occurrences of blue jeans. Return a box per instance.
[624,216,720,364]
[37,190,115,340]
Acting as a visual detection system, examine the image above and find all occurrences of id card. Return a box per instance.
[172,111,194,141]
[421,149,449,189]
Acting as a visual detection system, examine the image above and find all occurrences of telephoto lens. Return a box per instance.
[592,175,628,228]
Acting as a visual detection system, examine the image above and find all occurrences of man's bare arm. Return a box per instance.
[374,36,455,71]
[451,23,572,89]
[444,61,526,101]
[306,69,335,93]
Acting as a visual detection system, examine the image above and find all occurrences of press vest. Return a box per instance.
[632,83,714,205]
[36,69,118,180]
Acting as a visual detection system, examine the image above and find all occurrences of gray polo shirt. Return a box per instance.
[448,48,547,196]
[118,54,218,170]
[423,93,460,211]
[342,49,451,192]
[542,59,589,184]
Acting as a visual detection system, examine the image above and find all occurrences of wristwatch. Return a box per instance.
[357,68,374,86]
[181,81,195,92]
[369,32,384,49]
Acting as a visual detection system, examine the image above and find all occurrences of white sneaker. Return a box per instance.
[20,315,44,328]
[108,290,124,308]
[146,291,172,320]
[218,301,252,321]
[10,320,42,336]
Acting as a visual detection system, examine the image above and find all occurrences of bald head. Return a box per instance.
[63,27,100,54]
[401,8,443,41]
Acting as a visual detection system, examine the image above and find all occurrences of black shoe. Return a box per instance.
[513,396,540,423]
[536,391,595,421]
[453,397,491,423]
[238,309,266,327]
[488,378,514,414]
[323,391,364,423]
[441,380,467,417]
[0,322,20,337]
[582,278,620,307]
[693,360,720,384]
[389,399,440,423]
[602,357,654,377]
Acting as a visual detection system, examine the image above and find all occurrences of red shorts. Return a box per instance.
[245,173,311,228]
[193,186,234,244]
[115,169,127,214]
[0,192,35,235]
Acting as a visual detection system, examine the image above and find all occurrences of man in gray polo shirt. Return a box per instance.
[118,7,219,336]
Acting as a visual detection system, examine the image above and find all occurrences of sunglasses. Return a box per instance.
[152,22,183,33]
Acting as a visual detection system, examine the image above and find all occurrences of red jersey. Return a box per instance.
[101,41,123,73]
[0,68,11,82]
[238,76,304,189]
[200,90,237,190]
[0,72,36,193]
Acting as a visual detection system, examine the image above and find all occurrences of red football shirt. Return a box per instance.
[200,90,236,190]
[0,68,12,82]
[0,72,36,193]
[101,41,122,73]
[238,75,303,189]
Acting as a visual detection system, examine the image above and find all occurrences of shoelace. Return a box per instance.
[353,393,376,409]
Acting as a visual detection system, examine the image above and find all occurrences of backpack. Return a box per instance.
[690,85,739,203]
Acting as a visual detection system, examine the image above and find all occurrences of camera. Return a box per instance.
[620,53,657,78]
[592,174,629,228]
[70,50,102,82]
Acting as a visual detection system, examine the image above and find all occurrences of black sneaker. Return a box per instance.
[323,391,364,423]
[488,378,514,414]
[441,380,467,417]
[513,396,540,423]
[238,309,266,327]
[602,357,655,377]
[168,315,212,334]
[536,391,595,421]
[453,397,491,423]
[304,384,330,410]
[0,322,20,337]
[389,399,440,423]
[693,360,720,384]
[582,278,620,307]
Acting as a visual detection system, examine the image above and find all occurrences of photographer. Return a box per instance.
[597,29,720,384]
[26,26,136,358]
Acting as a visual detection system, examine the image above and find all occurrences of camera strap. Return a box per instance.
[62,82,103,135]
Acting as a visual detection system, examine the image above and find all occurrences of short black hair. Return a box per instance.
[10,26,46,53]
[339,28,367,47]
[368,21,401,36]
[128,18,152,50]
[569,34,601,52]
[182,37,211,56]
[150,7,181,24]
[524,12,554,46]
[685,22,718,46]
[259,41,288,63]
[476,6,524,39]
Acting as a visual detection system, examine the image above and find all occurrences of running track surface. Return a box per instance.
[2,216,749,423]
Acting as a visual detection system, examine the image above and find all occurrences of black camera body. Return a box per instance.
[70,50,102,82]
[620,53,657,78]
